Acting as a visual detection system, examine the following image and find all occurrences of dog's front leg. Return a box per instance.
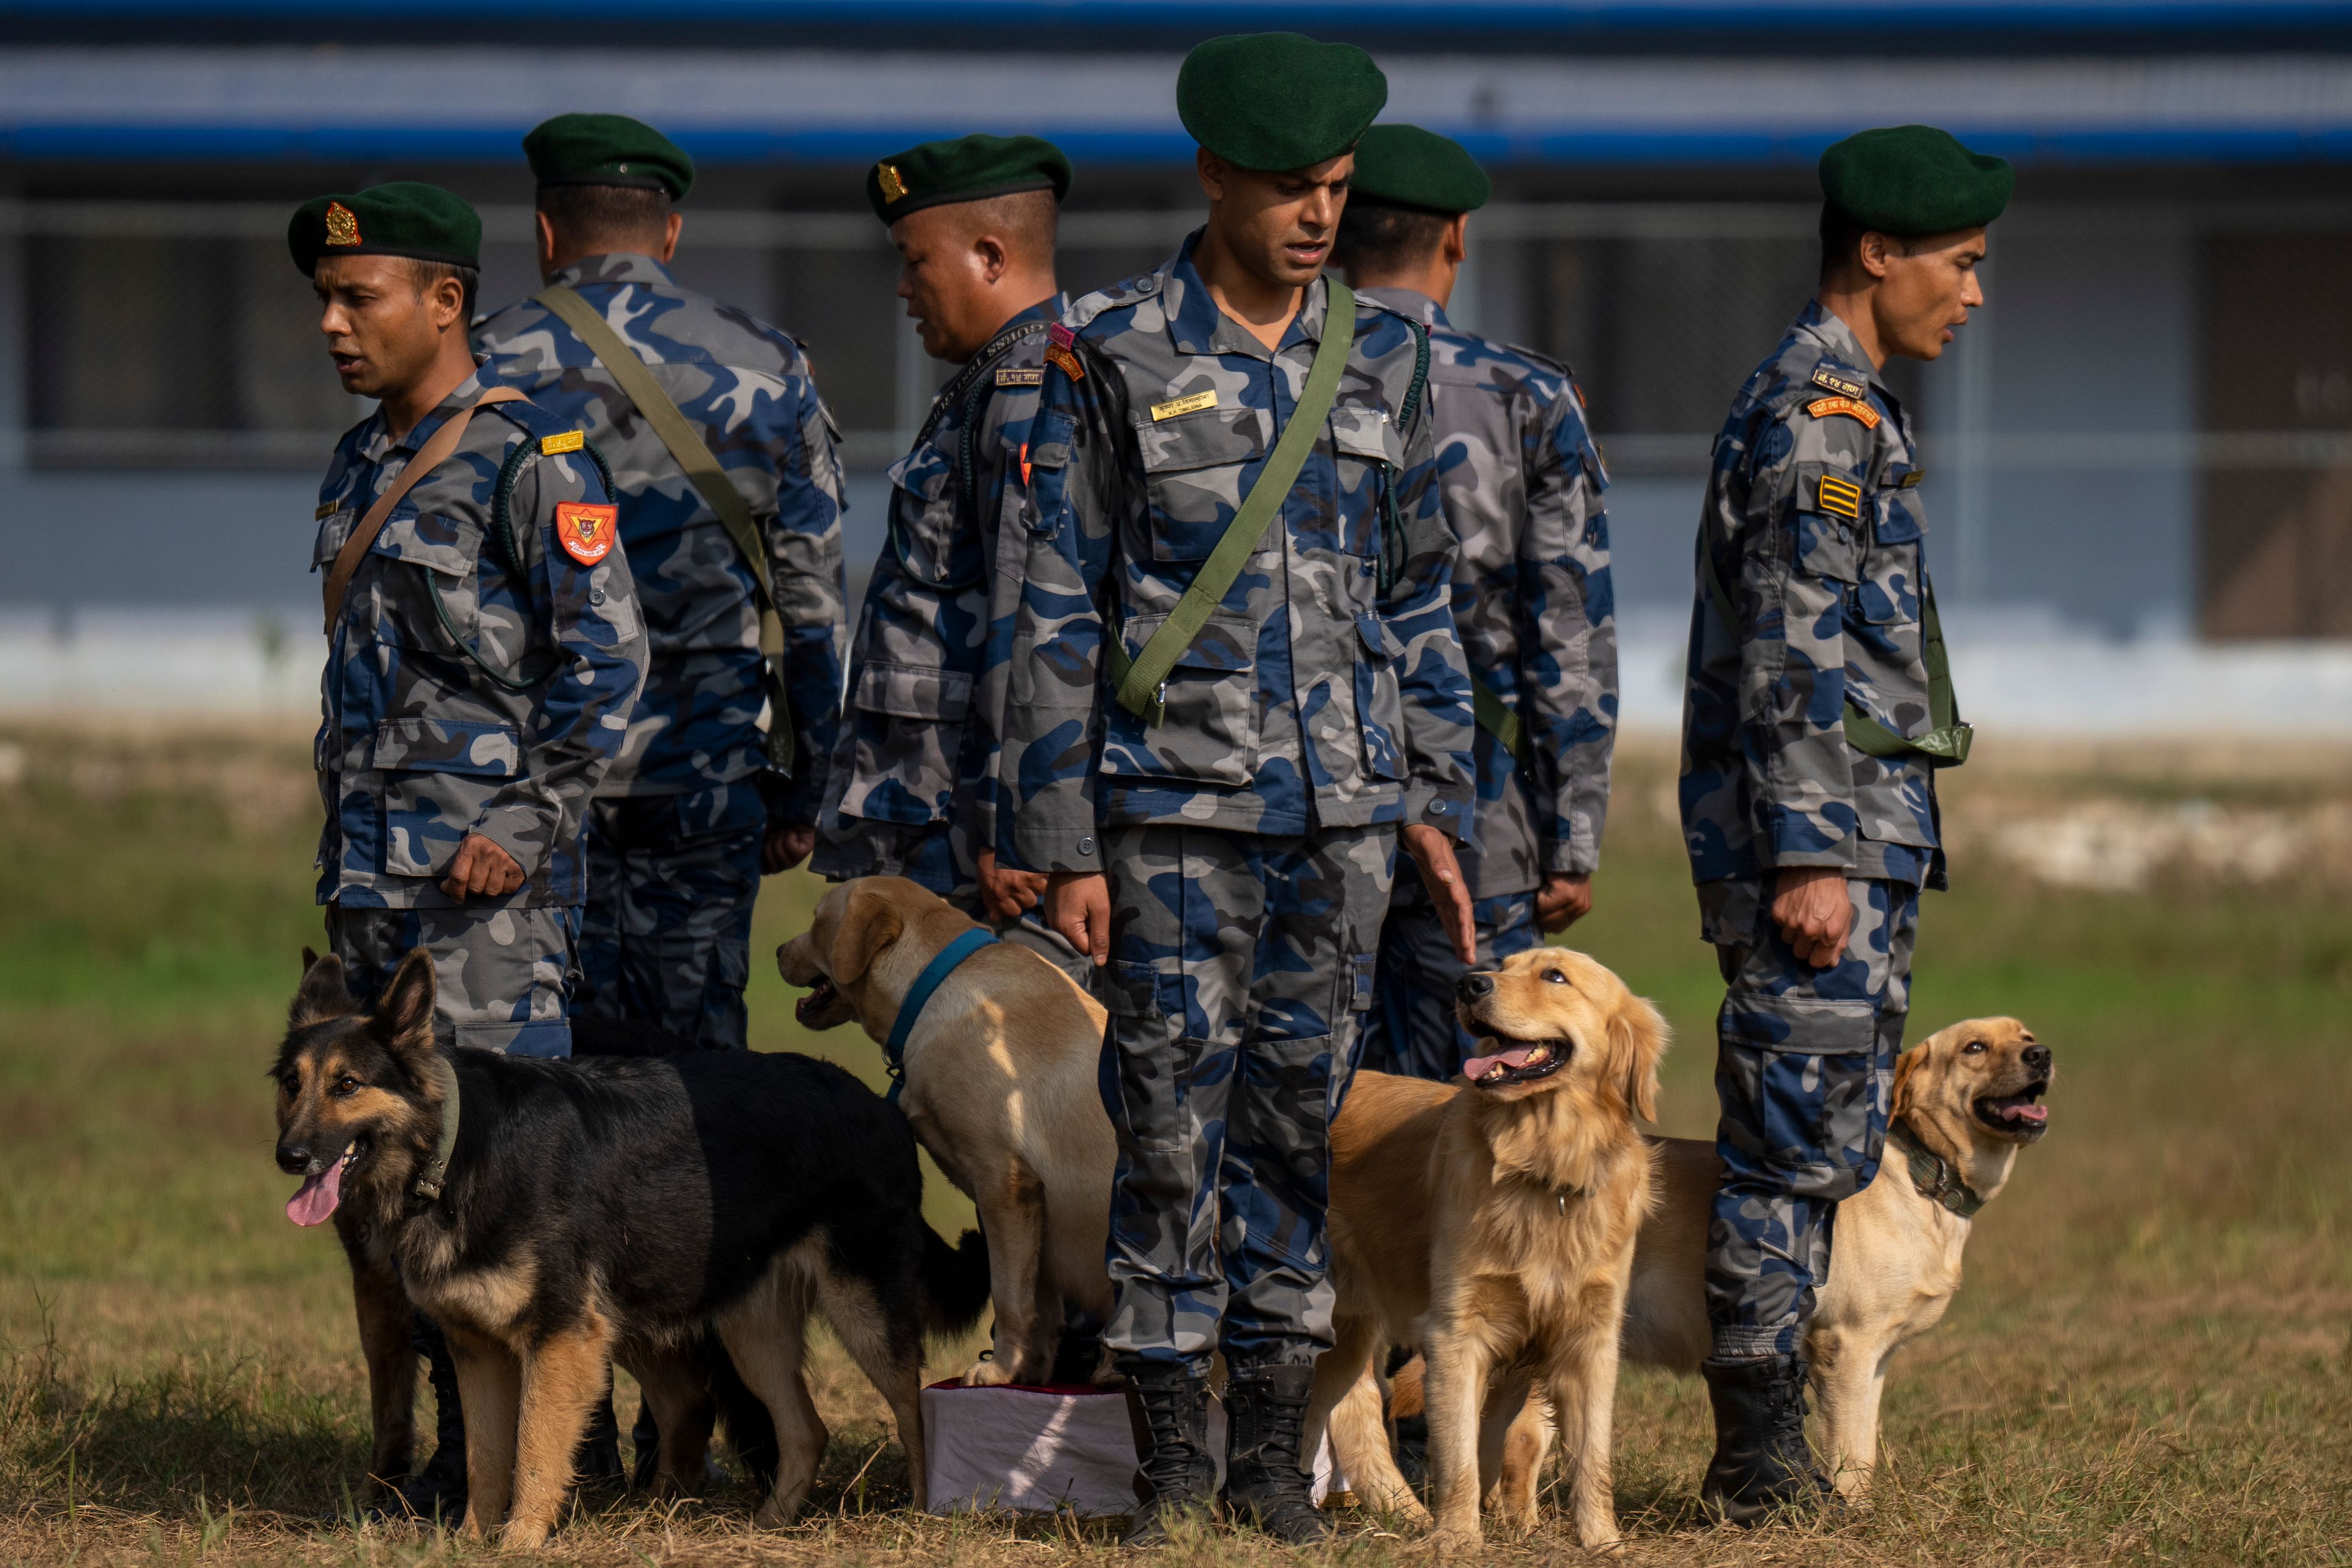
[344,1242,417,1496]
[1548,1284,1628,1552]
[1422,1311,1494,1551]
[502,1321,615,1548]
[1809,1327,1884,1499]
[445,1328,521,1540]
[966,1163,1047,1384]
[1491,1390,1552,1530]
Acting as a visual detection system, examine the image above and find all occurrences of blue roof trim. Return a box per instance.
[10,124,2352,164]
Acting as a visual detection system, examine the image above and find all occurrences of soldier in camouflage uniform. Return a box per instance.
[812,135,1087,982]
[295,182,648,1518]
[1335,125,1619,1084]
[1680,126,2007,1522]
[477,115,848,1050]
[1000,36,1476,1544]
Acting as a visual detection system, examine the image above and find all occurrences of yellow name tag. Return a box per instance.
[314,502,339,520]
[1151,390,1219,421]
[996,366,1043,388]
[540,430,586,456]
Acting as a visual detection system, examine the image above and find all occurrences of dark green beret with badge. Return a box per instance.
[1177,31,1387,173]
[1348,123,1491,216]
[524,112,695,202]
[865,133,1072,224]
[287,183,480,276]
[1819,124,2013,237]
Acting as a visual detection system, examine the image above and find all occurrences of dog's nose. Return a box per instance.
[2022,1044,2052,1074]
[1457,971,1496,1002]
[276,1142,311,1175]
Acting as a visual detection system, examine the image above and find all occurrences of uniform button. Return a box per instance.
[589,588,606,606]
[1077,835,1096,855]
[1431,801,1450,813]
[1137,276,1159,295]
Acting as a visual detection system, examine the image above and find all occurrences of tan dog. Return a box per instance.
[1308,947,1667,1551]
[778,877,1117,1385]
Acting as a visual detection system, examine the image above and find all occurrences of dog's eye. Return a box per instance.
[1542,970,1570,986]
[1961,1039,1987,1055]
[331,1075,361,1097]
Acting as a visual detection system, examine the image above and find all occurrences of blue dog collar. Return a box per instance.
[881,926,999,1104]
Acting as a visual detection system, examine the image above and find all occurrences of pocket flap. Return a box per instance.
[369,512,478,577]
[1027,410,1076,472]
[1353,612,1406,661]
[1136,402,1268,475]
[854,661,974,721]
[372,717,520,777]
[1327,402,1401,466]
[1125,610,1257,674]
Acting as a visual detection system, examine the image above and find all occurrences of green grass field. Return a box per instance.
[2,722,2348,1565]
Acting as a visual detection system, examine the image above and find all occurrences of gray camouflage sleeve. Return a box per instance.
[1524,394,1617,875]
[764,386,850,823]
[1388,386,1477,834]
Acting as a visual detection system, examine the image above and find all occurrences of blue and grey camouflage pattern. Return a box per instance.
[998,238,1475,873]
[813,293,1066,896]
[475,252,849,822]
[1701,875,1915,1359]
[311,363,647,911]
[1681,300,1945,892]
[1095,823,1395,1373]
[573,780,764,1049]
[1358,882,1543,1082]
[1357,286,1617,900]
[325,903,582,1058]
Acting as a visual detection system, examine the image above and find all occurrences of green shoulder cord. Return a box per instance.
[1698,507,1972,767]
[1105,284,1357,723]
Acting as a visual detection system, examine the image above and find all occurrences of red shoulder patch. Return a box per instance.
[556,502,617,566]
[1806,395,1881,429]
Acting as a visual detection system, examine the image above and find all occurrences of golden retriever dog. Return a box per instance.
[778,876,1117,1385]
[1308,946,1667,1551]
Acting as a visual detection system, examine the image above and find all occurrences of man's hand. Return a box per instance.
[1534,872,1593,934]
[978,850,1048,923]
[1401,823,1476,966]
[441,834,524,902]
[1772,866,1852,969]
[763,822,816,875]
[1045,871,1112,966]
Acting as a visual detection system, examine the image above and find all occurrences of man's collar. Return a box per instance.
[362,359,491,463]
[1355,284,1447,331]
[552,251,676,290]
[1798,298,1882,390]
[1165,229,1327,363]
[1005,291,1069,331]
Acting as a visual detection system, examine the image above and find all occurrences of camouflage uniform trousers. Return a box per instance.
[324,903,581,1058]
[576,782,767,1050]
[1359,879,1544,1082]
[1700,874,1918,1359]
[1096,823,1395,1374]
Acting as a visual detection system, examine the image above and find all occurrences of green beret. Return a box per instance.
[866,133,1072,225]
[524,113,693,202]
[1819,125,2013,237]
[1178,32,1387,173]
[1348,123,1491,216]
[288,183,480,276]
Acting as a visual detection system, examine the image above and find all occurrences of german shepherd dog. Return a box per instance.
[271,948,989,1546]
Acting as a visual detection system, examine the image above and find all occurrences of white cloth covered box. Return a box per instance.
[919,1381,1346,1517]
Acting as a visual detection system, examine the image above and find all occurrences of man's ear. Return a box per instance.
[830,879,905,989]
[375,948,440,1063]
[1444,213,1470,267]
[1607,993,1668,1125]
[976,232,1009,286]
[1196,146,1228,204]
[291,950,356,1029]
[1858,229,1896,281]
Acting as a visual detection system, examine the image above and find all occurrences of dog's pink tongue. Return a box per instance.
[2005,1102,2049,1125]
[286,1159,344,1227]
[1463,1045,1537,1081]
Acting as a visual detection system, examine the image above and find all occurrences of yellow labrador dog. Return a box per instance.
[1309,947,1667,1551]
[778,877,1116,1385]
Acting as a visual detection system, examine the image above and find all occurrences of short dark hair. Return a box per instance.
[1819,203,1913,284]
[1332,202,1452,278]
[944,187,1059,268]
[406,257,479,323]
[536,183,674,252]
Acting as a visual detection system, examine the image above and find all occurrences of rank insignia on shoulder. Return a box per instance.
[323,201,361,247]
[540,429,586,456]
[1811,364,1866,399]
[1815,473,1864,519]
[1807,395,1880,429]
[876,163,907,203]
[314,502,339,520]
[996,366,1043,388]
[555,501,617,566]
[1151,389,1218,421]
[1045,323,1086,379]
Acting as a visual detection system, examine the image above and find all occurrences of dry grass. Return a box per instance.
[2,726,2349,1566]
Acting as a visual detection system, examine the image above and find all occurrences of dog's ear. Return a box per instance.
[374,948,440,1063]
[830,879,905,989]
[290,949,355,1028]
[1891,1041,1928,1121]
[1607,993,1668,1124]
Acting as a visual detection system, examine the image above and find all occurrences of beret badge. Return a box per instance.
[876,164,907,203]
[323,202,361,247]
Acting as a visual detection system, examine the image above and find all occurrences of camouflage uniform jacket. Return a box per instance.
[1001,239,1476,872]
[475,253,849,822]
[1681,300,1943,892]
[1360,287,1618,900]
[812,292,1067,892]
[312,365,649,909]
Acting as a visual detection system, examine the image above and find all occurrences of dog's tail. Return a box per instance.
[922,1225,993,1342]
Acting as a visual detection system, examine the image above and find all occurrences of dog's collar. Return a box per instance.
[410,1053,461,1204]
[882,927,999,1105]
[1888,1117,1984,1220]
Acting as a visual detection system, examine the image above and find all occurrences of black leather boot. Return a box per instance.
[396,1318,468,1525]
[1698,1354,1831,1525]
[1118,1359,1219,1547]
[1219,1363,1333,1544]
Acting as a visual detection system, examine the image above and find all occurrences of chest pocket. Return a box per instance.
[364,512,486,651]
[1327,402,1403,562]
[1858,474,1926,627]
[1134,401,1269,562]
[884,442,978,589]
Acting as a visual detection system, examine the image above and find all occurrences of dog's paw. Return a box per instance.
[499,1518,552,1549]
[960,1355,1017,1387]
[753,1497,805,1529]
[1429,1523,1483,1557]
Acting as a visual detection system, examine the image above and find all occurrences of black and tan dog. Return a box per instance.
[271,948,989,1545]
